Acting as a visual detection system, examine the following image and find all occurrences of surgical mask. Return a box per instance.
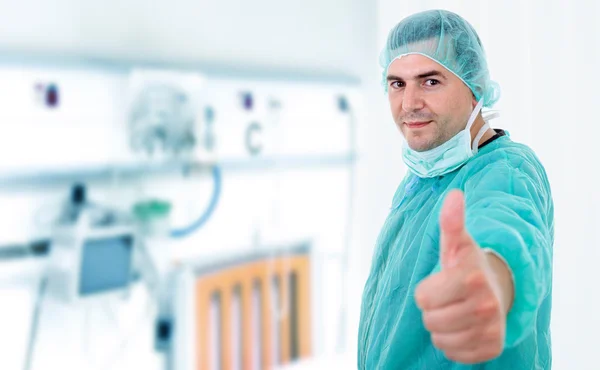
[401,99,491,178]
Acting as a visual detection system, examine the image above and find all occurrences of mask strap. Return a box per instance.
[472,121,491,153]
[483,110,500,122]
[466,98,485,131]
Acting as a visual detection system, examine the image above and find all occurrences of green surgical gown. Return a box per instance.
[358,132,554,369]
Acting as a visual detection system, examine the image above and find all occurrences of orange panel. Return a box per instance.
[197,283,211,370]
[297,258,312,357]
[221,288,232,370]
[195,254,311,370]
[279,269,291,364]
[260,266,273,370]
[241,280,253,370]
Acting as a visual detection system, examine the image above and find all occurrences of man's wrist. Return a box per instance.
[483,248,515,315]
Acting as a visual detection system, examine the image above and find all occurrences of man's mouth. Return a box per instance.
[404,121,432,128]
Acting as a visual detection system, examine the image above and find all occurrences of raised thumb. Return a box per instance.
[439,189,473,268]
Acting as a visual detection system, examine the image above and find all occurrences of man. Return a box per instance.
[358,9,553,369]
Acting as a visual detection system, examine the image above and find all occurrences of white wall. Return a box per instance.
[0,0,367,78]
[377,1,600,369]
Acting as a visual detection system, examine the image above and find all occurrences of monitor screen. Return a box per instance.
[79,234,134,296]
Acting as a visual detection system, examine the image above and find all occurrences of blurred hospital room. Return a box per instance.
[0,0,598,369]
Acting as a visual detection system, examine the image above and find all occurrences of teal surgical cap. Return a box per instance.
[380,9,501,108]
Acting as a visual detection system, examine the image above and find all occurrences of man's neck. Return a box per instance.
[469,114,495,147]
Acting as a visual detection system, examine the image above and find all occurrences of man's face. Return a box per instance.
[387,54,476,152]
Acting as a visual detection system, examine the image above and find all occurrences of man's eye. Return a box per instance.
[425,79,440,86]
[390,81,404,88]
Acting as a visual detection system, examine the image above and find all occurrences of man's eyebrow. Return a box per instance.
[416,70,446,79]
[386,70,447,81]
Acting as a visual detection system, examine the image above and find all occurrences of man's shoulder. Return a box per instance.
[463,136,552,196]
[476,136,547,175]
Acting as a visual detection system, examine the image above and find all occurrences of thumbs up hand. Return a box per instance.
[415,190,514,364]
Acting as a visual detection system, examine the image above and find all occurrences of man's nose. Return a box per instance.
[402,84,425,113]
